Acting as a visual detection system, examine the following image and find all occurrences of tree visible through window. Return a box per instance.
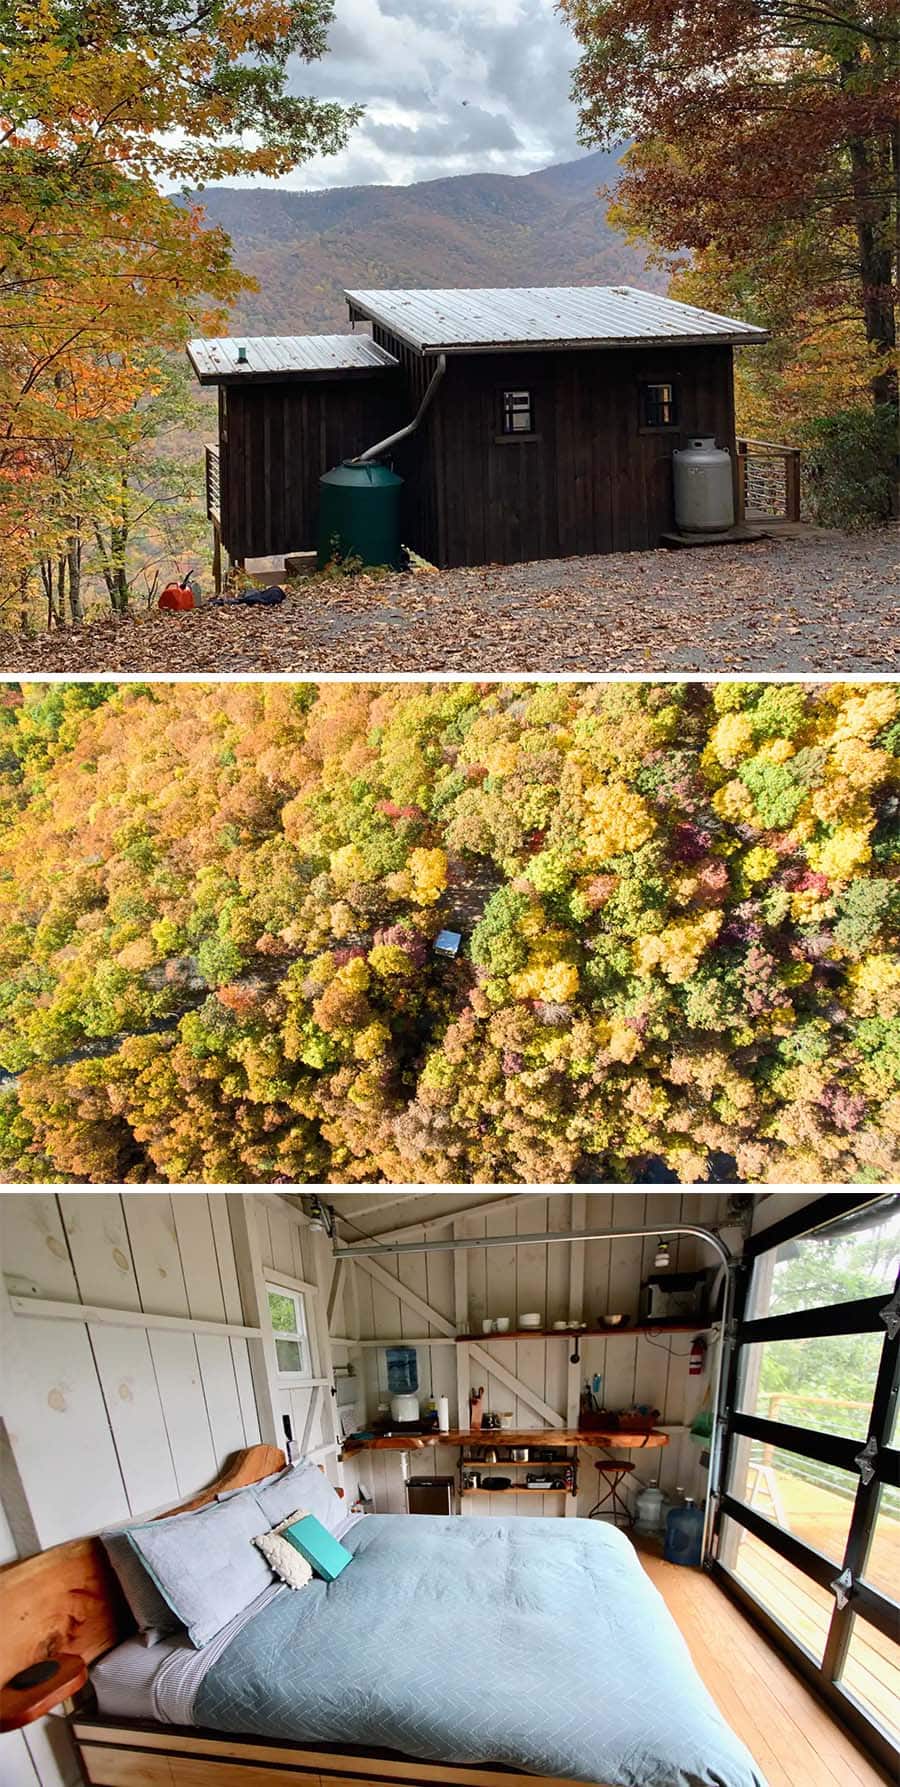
[642,382,678,427]
[267,1283,308,1376]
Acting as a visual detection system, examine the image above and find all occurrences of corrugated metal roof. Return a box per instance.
[186,333,399,384]
[344,287,769,354]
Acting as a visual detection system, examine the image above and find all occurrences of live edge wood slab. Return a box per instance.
[341,1428,669,1454]
[0,1442,285,1729]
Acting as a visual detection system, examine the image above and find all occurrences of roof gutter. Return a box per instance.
[351,353,447,465]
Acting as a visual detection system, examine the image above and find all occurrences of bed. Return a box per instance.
[1,1445,767,1787]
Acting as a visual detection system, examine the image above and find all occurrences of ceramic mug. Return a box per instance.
[495,1316,510,1331]
[482,1318,494,1333]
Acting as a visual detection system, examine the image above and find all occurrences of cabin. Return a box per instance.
[1,1190,897,1787]
[188,286,768,577]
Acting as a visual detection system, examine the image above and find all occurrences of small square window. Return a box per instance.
[642,382,678,428]
[267,1283,308,1377]
[502,389,534,434]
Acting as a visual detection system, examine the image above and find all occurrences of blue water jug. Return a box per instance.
[385,1346,418,1395]
[664,1498,704,1567]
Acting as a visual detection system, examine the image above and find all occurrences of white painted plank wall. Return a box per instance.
[0,1191,276,1787]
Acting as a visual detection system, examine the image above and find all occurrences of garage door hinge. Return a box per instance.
[830,1568,854,1610]
[853,1436,878,1484]
[879,1289,900,1342]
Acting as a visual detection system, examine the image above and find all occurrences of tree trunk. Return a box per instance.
[847,128,897,408]
[67,535,83,623]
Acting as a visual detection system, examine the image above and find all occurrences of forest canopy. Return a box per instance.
[0,680,897,1185]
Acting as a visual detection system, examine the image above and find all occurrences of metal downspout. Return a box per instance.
[351,353,447,464]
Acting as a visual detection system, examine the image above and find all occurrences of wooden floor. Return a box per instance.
[638,1546,890,1787]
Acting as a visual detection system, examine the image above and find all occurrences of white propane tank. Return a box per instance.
[673,437,734,534]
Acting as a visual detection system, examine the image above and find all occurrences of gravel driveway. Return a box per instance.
[3,528,897,675]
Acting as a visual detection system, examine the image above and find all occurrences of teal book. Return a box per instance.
[282,1514,353,1582]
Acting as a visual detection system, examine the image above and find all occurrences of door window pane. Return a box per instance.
[839,1611,900,1745]
[737,1333,882,1441]
[718,1514,833,1664]
[748,1199,900,1319]
[726,1436,856,1566]
[275,1337,302,1373]
[859,1483,900,1604]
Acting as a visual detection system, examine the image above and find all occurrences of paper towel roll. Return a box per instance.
[438,1395,450,1433]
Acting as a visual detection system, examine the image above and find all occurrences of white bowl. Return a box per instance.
[519,1312,542,1329]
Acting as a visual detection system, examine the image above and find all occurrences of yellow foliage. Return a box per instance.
[512,960,580,1004]
[582,784,655,863]
[634,912,721,983]
[807,827,873,882]
[408,847,447,906]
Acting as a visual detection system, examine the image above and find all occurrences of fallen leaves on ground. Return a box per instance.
[2,531,897,675]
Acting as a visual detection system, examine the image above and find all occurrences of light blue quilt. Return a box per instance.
[195,1514,767,1787]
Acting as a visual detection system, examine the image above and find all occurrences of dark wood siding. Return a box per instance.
[420,342,736,567]
[219,375,402,559]
[217,340,737,568]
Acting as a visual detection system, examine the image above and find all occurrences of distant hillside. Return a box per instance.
[187,151,663,336]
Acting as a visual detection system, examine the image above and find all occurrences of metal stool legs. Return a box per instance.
[588,1464,634,1528]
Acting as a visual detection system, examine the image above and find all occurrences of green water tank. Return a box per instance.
[317,460,404,570]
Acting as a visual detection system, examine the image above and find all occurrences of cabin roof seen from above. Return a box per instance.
[344,286,770,355]
[187,333,399,385]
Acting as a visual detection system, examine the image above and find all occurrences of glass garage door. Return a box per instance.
[711,1194,900,1776]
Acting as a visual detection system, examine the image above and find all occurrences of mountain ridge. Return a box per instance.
[186,150,664,337]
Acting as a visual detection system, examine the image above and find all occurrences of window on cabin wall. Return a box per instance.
[502,389,534,434]
[267,1283,309,1378]
[713,1195,900,1776]
[640,381,679,428]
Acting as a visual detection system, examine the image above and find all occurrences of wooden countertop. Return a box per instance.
[341,1427,668,1455]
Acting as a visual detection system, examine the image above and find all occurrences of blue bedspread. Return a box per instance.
[195,1514,767,1787]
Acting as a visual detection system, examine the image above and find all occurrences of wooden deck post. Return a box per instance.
[736,439,747,523]
[212,521,222,595]
[785,449,802,522]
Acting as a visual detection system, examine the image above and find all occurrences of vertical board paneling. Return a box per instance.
[194,1334,245,1463]
[122,1195,189,1318]
[0,1732,40,1787]
[2,1195,80,1302]
[60,1195,140,1311]
[22,1715,83,1787]
[88,1324,178,1512]
[172,1199,226,1323]
[2,1316,128,1542]
[145,1328,216,1494]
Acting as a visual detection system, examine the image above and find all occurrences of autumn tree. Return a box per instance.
[560,1,899,409]
[0,2,360,620]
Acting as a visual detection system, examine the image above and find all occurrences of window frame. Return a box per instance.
[710,1194,900,1778]
[639,378,680,432]
[266,1280,311,1382]
[499,387,537,440]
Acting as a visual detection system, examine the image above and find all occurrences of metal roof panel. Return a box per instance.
[343,286,769,353]
[186,333,399,383]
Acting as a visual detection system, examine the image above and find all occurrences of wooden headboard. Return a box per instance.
[0,1443,285,1687]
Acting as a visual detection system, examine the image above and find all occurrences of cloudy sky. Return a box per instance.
[284,0,585,189]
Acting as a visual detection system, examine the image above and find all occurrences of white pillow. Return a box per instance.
[254,1508,314,1590]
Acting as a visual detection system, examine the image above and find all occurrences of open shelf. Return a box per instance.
[461,1456,573,1467]
[459,1322,712,1341]
[461,1486,570,1496]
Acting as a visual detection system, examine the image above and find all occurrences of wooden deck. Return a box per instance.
[640,1545,892,1786]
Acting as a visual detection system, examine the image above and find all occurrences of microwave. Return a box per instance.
[640,1269,716,1324]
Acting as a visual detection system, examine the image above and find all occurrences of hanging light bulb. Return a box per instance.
[654,1237,670,1268]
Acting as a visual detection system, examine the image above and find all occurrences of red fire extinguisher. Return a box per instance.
[689,1335,707,1376]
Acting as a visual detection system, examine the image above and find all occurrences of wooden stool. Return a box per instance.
[588,1460,636,1528]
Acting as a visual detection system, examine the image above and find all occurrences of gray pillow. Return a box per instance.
[254,1460,345,1535]
[126,1490,274,1648]
[101,1525,184,1647]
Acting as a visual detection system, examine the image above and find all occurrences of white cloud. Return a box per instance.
[275,0,583,189]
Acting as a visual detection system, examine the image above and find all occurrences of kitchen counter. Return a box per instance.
[341,1427,668,1454]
